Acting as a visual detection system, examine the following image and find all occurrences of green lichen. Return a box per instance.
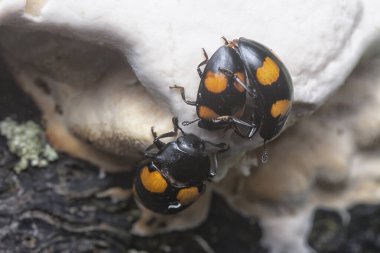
[0,117,58,173]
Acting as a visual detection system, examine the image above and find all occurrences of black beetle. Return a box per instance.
[232,37,293,142]
[170,37,256,137]
[133,117,228,214]
[171,37,293,162]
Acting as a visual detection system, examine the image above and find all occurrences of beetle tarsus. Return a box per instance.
[182,118,200,126]
[221,36,229,45]
[170,85,197,106]
[197,48,209,77]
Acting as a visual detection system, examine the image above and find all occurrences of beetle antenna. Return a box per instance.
[221,36,229,45]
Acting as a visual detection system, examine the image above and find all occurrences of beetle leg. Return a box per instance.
[213,116,253,128]
[169,85,197,106]
[213,116,257,138]
[150,132,174,150]
[218,67,234,77]
[154,117,181,141]
[218,67,256,97]
[207,152,220,177]
[182,118,200,126]
[204,141,229,177]
[153,126,178,144]
[197,48,209,77]
[247,125,259,138]
[221,36,239,48]
[246,114,260,138]
[151,126,158,139]
[147,118,180,152]
[232,124,258,139]
[235,115,259,138]
[149,126,165,150]
[171,117,186,135]
[233,75,257,98]
[221,36,229,45]
[204,140,229,153]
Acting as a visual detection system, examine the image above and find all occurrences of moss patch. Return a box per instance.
[0,117,58,173]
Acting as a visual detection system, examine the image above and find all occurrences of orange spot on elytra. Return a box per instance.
[256,57,280,86]
[198,106,219,120]
[271,99,291,118]
[140,166,167,193]
[177,187,200,205]
[234,72,246,93]
[205,71,228,93]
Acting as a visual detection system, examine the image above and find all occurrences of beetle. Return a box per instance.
[229,37,293,142]
[172,38,293,160]
[216,37,293,162]
[170,38,256,138]
[133,117,228,214]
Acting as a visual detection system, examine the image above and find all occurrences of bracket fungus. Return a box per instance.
[1,0,380,252]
